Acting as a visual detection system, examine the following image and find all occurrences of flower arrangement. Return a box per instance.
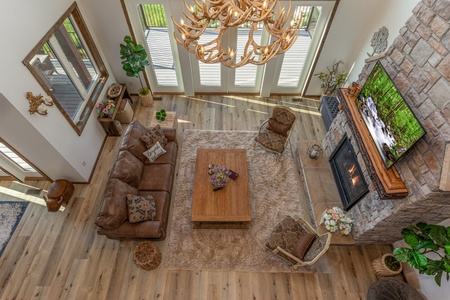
[96,98,116,118]
[208,164,231,188]
[321,207,353,235]
[314,60,348,95]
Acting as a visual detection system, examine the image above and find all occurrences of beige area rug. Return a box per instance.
[164,130,310,272]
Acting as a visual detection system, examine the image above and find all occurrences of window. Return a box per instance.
[23,3,108,135]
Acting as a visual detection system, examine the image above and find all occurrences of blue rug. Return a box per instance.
[0,201,29,256]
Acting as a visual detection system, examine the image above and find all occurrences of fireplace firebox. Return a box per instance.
[329,136,369,210]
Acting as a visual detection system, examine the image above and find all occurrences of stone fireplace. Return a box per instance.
[323,0,450,244]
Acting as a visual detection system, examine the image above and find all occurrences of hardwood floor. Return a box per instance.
[0,94,399,300]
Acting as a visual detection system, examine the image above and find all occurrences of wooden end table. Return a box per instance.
[149,111,177,128]
[191,148,251,229]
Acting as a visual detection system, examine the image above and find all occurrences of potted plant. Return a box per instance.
[314,60,348,96]
[372,253,403,277]
[119,35,153,107]
[155,109,167,122]
[393,222,450,286]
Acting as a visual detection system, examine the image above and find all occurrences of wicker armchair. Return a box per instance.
[254,106,297,160]
[266,216,331,269]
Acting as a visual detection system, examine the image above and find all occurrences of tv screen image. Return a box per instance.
[356,61,426,169]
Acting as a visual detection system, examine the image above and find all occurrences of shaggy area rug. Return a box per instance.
[0,201,28,256]
[164,130,310,272]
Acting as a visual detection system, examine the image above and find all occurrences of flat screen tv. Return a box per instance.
[356,61,426,169]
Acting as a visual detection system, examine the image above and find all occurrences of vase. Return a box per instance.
[371,253,403,276]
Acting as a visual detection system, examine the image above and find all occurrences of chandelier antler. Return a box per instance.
[172,0,301,68]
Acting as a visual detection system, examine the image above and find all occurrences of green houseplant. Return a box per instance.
[119,35,153,106]
[393,222,450,286]
[314,60,348,95]
[155,109,167,122]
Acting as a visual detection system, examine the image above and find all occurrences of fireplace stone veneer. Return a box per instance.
[322,0,450,243]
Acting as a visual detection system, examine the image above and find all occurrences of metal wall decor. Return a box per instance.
[367,26,389,57]
[26,92,53,116]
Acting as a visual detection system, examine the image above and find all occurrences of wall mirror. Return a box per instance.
[23,2,108,135]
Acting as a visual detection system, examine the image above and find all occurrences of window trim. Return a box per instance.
[23,2,108,135]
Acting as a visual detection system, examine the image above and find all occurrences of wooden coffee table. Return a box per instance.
[192,148,251,229]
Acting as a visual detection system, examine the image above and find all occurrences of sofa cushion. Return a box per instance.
[138,164,174,192]
[96,191,170,239]
[119,121,148,161]
[146,140,177,166]
[95,178,138,230]
[143,141,166,163]
[126,194,156,223]
[161,127,177,142]
[110,150,144,188]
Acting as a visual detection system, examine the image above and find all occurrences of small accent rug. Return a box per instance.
[164,130,310,272]
[0,201,28,256]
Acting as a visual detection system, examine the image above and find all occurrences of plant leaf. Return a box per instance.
[429,225,448,245]
[393,247,412,262]
[435,270,443,286]
[445,243,450,255]
[411,252,428,268]
[405,234,419,248]
[416,239,439,251]
[425,260,443,276]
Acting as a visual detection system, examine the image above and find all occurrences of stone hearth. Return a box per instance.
[323,0,450,244]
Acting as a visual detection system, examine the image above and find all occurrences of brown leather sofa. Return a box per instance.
[95,121,177,240]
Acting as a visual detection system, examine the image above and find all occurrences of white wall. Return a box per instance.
[306,0,420,95]
[0,0,118,182]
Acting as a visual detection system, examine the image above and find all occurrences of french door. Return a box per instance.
[125,0,335,96]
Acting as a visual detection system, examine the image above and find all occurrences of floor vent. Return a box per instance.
[292,98,305,102]
[26,188,42,196]
[153,97,163,101]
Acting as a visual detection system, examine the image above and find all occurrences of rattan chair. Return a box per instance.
[266,216,331,269]
[254,106,297,160]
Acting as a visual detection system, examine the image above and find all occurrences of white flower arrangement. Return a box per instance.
[321,207,353,236]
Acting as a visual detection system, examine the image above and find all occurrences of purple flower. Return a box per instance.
[96,102,105,109]
[102,108,109,114]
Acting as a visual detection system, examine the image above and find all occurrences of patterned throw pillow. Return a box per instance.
[267,118,292,137]
[126,194,156,223]
[140,125,167,149]
[143,141,166,162]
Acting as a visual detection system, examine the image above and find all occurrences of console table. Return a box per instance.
[98,83,131,136]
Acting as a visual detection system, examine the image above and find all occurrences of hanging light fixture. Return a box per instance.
[172,0,301,68]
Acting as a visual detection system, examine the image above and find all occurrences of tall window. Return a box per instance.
[23,3,108,135]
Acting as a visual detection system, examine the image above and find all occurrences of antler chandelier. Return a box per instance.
[172,0,301,68]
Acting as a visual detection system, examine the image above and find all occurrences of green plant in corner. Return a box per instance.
[393,222,450,286]
[314,60,348,95]
[119,36,150,96]
[155,109,167,122]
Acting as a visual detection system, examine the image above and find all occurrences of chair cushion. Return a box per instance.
[119,121,149,161]
[95,178,138,230]
[272,107,296,125]
[266,216,311,252]
[126,194,156,223]
[303,234,330,262]
[143,141,166,163]
[147,141,177,166]
[110,150,144,188]
[255,126,288,153]
[292,233,316,260]
[267,118,292,137]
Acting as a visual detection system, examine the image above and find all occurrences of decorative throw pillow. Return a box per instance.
[292,233,317,260]
[140,125,167,149]
[126,194,156,223]
[267,118,292,137]
[143,141,166,162]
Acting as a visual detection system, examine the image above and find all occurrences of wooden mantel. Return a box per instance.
[337,88,408,198]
